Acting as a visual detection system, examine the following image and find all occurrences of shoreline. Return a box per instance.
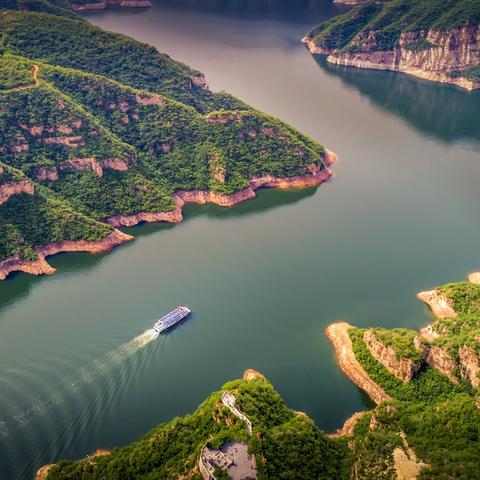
[0,157,335,281]
[106,156,335,227]
[302,36,480,92]
[71,0,152,11]
[325,322,391,405]
[0,230,133,281]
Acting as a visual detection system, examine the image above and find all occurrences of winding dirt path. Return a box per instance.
[326,322,391,405]
[32,64,40,86]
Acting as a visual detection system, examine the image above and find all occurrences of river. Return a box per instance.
[1,0,480,478]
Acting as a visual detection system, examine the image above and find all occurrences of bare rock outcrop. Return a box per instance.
[135,93,167,106]
[59,157,103,177]
[101,157,130,172]
[0,180,35,205]
[327,411,365,438]
[425,345,458,383]
[363,330,426,383]
[243,369,266,381]
[105,163,334,227]
[36,166,59,182]
[459,345,480,389]
[306,25,480,90]
[467,272,480,285]
[0,230,132,281]
[417,290,457,318]
[326,322,391,405]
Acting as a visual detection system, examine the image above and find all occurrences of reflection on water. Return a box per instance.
[318,59,480,145]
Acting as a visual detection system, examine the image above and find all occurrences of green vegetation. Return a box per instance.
[45,377,351,480]
[449,66,480,82]
[370,328,425,363]
[0,4,329,268]
[0,55,35,90]
[350,327,471,402]
[308,0,480,52]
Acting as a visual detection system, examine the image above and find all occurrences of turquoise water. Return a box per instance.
[1,1,480,478]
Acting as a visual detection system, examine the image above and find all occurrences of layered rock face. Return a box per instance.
[459,345,480,389]
[0,180,34,205]
[326,322,391,404]
[105,162,334,227]
[363,330,426,383]
[305,25,480,90]
[0,230,132,281]
[425,345,459,383]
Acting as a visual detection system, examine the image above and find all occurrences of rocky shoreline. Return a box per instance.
[303,25,480,91]
[71,0,152,11]
[0,156,335,281]
[325,322,391,405]
[106,156,335,228]
[0,230,133,281]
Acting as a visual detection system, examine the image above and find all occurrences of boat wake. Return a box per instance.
[2,328,160,435]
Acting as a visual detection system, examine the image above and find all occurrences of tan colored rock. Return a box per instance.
[459,345,480,389]
[417,290,457,318]
[307,25,480,90]
[10,144,29,153]
[0,180,35,205]
[35,464,55,480]
[467,272,480,285]
[326,322,391,404]
[36,166,59,182]
[243,369,266,381]
[101,157,130,172]
[60,157,103,177]
[425,345,458,383]
[135,93,167,106]
[0,230,132,281]
[363,330,425,383]
[327,411,365,438]
[42,136,84,147]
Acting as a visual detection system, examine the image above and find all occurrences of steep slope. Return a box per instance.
[304,0,480,90]
[39,372,351,480]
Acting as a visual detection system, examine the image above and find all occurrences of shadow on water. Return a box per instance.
[0,187,317,310]
[126,186,317,240]
[316,58,480,145]
[182,187,318,221]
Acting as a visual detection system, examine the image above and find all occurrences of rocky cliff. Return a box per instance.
[363,330,426,383]
[304,1,480,90]
[0,180,34,205]
[0,230,132,281]
[105,161,334,227]
[326,322,391,404]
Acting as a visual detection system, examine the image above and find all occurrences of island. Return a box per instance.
[37,274,480,479]
[303,0,480,90]
[0,1,335,281]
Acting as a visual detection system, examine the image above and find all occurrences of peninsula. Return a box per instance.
[304,0,480,90]
[0,1,335,281]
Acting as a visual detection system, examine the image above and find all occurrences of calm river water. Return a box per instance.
[1,1,480,478]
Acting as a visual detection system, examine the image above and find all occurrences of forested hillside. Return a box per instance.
[0,3,333,280]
